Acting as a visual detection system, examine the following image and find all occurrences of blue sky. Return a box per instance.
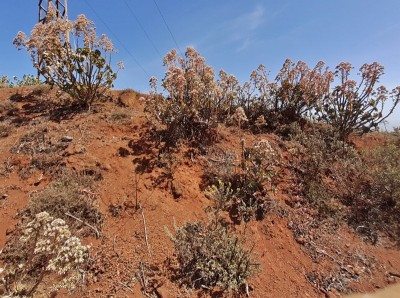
[1,0,399,126]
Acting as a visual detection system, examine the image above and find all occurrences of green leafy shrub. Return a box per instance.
[169,218,258,293]
[290,124,362,218]
[0,75,42,88]
[205,140,278,222]
[0,212,89,297]
[13,5,122,108]
[317,62,400,140]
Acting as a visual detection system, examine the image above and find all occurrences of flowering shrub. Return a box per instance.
[13,5,121,108]
[231,107,248,128]
[0,212,89,297]
[317,62,400,140]
[274,59,333,120]
[148,47,239,145]
[235,60,333,130]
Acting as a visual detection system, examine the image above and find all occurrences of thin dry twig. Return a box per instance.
[118,281,134,293]
[65,212,101,238]
[388,272,400,278]
[140,205,152,256]
[112,235,119,258]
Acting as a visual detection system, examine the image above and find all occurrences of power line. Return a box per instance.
[122,0,163,60]
[151,0,182,53]
[83,0,150,77]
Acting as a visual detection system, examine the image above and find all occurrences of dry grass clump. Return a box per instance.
[11,126,68,178]
[169,217,258,294]
[0,122,12,138]
[0,100,16,114]
[27,169,103,236]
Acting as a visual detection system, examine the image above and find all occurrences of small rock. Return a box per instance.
[0,194,8,200]
[328,288,341,297]
[171,181,183,200]
[118,92,137,107]
[61,135,73,142]
[156,286,171,298]
[295,237,306,245]
[102,163,112,171]
[63,145,85,156]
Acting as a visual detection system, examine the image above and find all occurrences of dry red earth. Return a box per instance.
[0,86,399,298]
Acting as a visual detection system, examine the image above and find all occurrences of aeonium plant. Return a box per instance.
[13,5,123,108]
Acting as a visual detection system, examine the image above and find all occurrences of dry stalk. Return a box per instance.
[139,204,152,256]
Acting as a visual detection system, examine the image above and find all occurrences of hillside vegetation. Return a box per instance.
[1,9,400,298]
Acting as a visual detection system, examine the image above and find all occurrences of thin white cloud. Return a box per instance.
[230,4,266,51]
[232,4,265,32]
[236,38,252,52]
[185,4,267,53]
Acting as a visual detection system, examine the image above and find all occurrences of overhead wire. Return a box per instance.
[151,0,182,53]
[82,0,150,77]
[122,0,164,60]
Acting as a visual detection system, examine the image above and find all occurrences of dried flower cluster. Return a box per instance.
[231,107,248,128]
[13,5,121,107]
[149,47,399,145]
[0,211,89,297]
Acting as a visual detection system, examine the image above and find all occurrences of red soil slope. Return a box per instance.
[0,87,399,298]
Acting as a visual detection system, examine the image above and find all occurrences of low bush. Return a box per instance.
[290,124,362,218]
[349,144,400,242]
[205,140,278,222]
[0,74,42,88]
[169,217,258,293]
